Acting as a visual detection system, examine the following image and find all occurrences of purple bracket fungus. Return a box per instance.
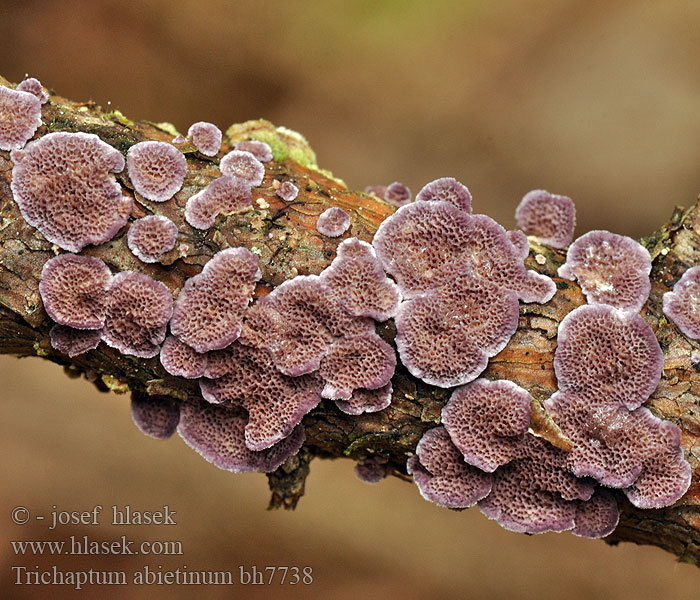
[553,304,663,409]
[441,378,532,472]
[275,181,299,202]
[364,185,387,198]
[558,230,651,311]
[16,77,49,104]
[187,121,222,157]
[199,343,322,450]
[572,489,620,539]
[515,189,576,249]
[126,141,187,202]
[319,333,396,400]
[178,398,305,472]
[334,383,392,415]
[171,135,186,144]
[130,391,180,440]
[170,248,260,352]
[219,150,265,187]
[415,177,472,213]
[506,229,530,260]
[662,266,700,340]
[101,271,173,358]
[407,427,493,509]
[233,140,273,162]
[316,206,351,238]
[384,181,411,207]
[320,238,401,321]
[49,325,102,357]
[184,176,252,230]
[355,458,389,484]
[39,254,113,329]
[159,335,207,379]
[0,84,42,150]
[11,132,131,252]
[127,215,178,263]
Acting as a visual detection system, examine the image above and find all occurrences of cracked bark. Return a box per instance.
[1,76,699,564]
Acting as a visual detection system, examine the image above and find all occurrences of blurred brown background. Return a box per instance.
[1,0,700,598]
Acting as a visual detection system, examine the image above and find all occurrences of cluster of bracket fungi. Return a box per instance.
[0,77,694,539]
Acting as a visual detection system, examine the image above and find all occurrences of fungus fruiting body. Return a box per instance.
[558,230,651,311]
[515,189,575,249]
[16,77,48,104]
[334,383,392,415]
[355,458,389,483]
[275,181,299,202]
[11,132,131,252]
[0,84,42,150]
[317,207,351,237]
[130,392,181,440]
[184,176,252,230]
[159,336,208,379]
[127,215,178,263]
[416,177,472,213]
[49,325,102,357]
[662,266,700,339]
[127,141,187,202]
[219,150,265,186]
[187,121,222,157]
[384,182,411,206]
[233,140,273,162]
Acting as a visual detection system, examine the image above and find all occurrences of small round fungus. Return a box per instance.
[11,132,131,252]
[553,304,663,409]
[101,271,173,358]
[16,77,49,104]
[233,140,273,162]
[319,333,396,400]
[662,266,700,340]
[317,207,351,238]
[39,254,113,329]
[441,379,532,472]
[415,177,472,213]
[159,335,207,379]
[130,391,180,440]
[334,383,392,415]
[572,489,620,539]
[384,182,411,207]
[275,181,299,202]
[170,248,260,352]
[178,398,305,472]
[320,238,401,321]
[558,230,651,311]
[126,141,187,202]
[407,427,493,509]
[0,84,42,150]
[187,121,222,157]
[354,458,389,484]
[49,325,101,357]
[364,185,387,198]
[507,229,530,260]
[127,215,178,263]
[219,150,265,187]
[184,176,252,230]
[515,189,575,249]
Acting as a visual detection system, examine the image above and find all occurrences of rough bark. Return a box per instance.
[1,76,698,564]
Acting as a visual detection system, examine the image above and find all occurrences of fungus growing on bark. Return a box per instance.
[441,379,531,472]
[170,248,260,352]
[130,392,180,440]
[219,150,265,186]
[159,335,207,379]
[320,238,401,321]
[101,271,173,358]
[233,140,273,162]
[49,325,101,357]
[364,185,386,198]
[334,383,392,415]
[415,177,472,213]
[316,207,351,238]
[184,176,252,230]
[199,343,322,450]
[187,121,222,157]
[11,132,131,252]
[515,189,575,249]
[662,266,700,340]
[384,182,411,207]
[39,254,112,329]
[126,141,187,202]
[572,489,620,538]
[355,458,389,484]
[275,181,299,202]
[178,398,305,472]
[127,215,178,263]
[318,333,396,400]
[16,77,48,104]
[558,230,651,311]
[553,304,663,409]
[0,84,42,150]
[406,427,493,509]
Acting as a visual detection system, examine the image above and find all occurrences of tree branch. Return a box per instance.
[1,75,698,564]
